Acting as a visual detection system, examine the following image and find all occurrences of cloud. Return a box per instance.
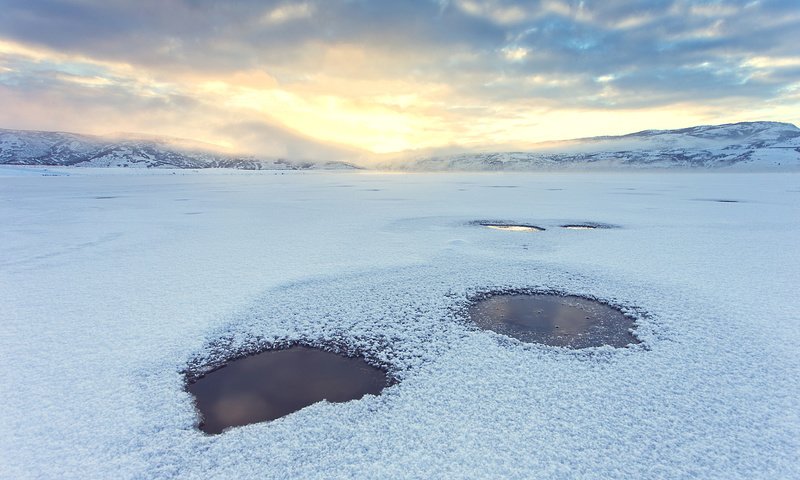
[454,0,529,25]
[0,0,798,153]
[261,2,315,24]
[216,121,362,160]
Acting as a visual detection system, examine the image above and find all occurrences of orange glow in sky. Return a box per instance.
[0,1,798,161]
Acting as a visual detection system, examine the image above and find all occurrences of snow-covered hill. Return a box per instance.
[4,122,799,171]
[385,121,800,171]
[0,129,358,170]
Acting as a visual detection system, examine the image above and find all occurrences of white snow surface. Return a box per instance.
[1,170,799,479]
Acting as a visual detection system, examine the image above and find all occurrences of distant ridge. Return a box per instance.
[0,128,359,170]
[2,121,799,170]
[383,121,800,171]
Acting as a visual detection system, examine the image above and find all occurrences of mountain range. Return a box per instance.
[380,121,800,171]
[0,129,358,170]
[2,121,799,171]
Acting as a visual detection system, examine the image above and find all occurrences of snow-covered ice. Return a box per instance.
[1,169,799,479]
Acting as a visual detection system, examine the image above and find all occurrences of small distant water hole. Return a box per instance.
[474,221,545,232]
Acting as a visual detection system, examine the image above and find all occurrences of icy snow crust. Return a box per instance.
[1,170,799,479]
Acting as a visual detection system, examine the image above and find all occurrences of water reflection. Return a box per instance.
[469,294,639,348]
[477,221,545,232]
[485,225,543,232]
[187,346,390,434]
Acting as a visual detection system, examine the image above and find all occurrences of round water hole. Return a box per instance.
[560,222,619,230]
[693,198,741,203]
[469,293,640,348]
[561,224,597,230]
[187,346,392,434]
[475,221,545,232]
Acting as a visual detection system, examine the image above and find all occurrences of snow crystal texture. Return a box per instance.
[1,169,799,479]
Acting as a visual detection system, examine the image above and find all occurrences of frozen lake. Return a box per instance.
[1,168,799,478]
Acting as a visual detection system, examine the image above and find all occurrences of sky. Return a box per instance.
[0,0,799,159]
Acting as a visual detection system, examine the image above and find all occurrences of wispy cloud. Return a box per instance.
[262,2,316,25]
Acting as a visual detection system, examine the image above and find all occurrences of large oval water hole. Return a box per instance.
[469,293,640,348]
[187,346,391,434]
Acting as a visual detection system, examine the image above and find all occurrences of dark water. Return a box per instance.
[187,346,390,434]
[561,224,597,230]
[694,198,741,203]
[469,294,640,348]
[560,222,619,230]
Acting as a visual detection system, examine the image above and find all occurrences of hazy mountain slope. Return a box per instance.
[0,129,358,170]
[4,121,799,171]
[384,121,800,171]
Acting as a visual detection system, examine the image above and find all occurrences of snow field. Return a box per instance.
[1,170,798,478]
